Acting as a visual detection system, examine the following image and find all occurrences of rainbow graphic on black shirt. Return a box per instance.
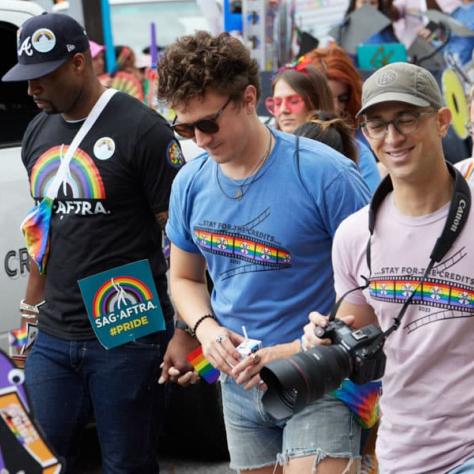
[30,145,105,199]
[92,276,153,317]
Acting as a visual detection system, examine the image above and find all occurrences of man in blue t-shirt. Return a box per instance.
[158,31,370,474]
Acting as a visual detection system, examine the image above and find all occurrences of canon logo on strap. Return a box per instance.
[450,199,467,232]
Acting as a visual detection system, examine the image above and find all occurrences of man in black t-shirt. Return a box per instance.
[2,13,184,473]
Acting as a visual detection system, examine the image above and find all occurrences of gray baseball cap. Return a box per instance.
[357,62,443,117]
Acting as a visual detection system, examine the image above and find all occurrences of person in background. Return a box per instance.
[290,49,382,191]
[266,60,334,134]
[90,40,105,76]
[294,111,358,164]
[158,30,370,474]
[455,85,474,178]
[303,61,474,474]
[393,0,461,48]
[2,13,183,473]
[442,0,474,66]
[110,45,145,101]
[135,52,151,82]
[344,0,400,45]
[89,40,111,87]
[115,45,137,71]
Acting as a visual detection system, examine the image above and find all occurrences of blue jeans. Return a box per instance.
[25,328,170,474]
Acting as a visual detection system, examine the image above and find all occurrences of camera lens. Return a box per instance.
[260,344,352,420]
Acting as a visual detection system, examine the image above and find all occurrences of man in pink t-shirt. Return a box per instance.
[304,63,474,474]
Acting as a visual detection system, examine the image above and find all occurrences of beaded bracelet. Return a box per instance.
[192,314,215,337]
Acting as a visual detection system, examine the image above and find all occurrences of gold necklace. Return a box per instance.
[216,129,273,201]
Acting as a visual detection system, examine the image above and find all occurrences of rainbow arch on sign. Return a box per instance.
[92,276,153,317]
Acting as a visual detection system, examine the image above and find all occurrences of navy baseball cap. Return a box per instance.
[2,12,89,82]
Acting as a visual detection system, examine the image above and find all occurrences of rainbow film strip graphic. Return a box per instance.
[369,277,474,311]
[194,228,291,268]
[187,346,220,384]
[92,276,153,318]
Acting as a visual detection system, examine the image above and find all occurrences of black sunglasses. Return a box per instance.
[171,97,232,139]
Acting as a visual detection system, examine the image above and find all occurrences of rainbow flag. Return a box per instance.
[9,327,28,349]
[187,346,220,384]
[21,197,54,274]
[333,380,382,429]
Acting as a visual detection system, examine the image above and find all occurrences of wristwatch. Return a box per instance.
[174,319,195,337]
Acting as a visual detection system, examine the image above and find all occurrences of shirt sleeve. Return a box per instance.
[132,116,185,214]
[165,168,201,254]
[332,215,370,305]
[319,166,371,238]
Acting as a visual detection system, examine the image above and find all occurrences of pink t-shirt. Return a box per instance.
[332,175,474,473]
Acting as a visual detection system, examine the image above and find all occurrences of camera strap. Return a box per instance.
[333,162,471,337]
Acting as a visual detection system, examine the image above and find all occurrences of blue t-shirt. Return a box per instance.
[166,130,370,346]
[357,139,380,194]
[443,3,474,66]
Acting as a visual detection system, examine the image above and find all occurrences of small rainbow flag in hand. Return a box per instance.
[9,327,28,349]
[187,346,220,384]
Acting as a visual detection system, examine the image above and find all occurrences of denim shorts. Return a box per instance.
[220,375,361,471]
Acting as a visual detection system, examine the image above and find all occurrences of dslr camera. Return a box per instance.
[260,319,386,419]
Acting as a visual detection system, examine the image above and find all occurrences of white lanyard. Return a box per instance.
[45,88,117,199]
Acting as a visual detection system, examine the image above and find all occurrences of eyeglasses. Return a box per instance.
[361,110,435,140]
[171,97,232,139]
[265,94,305,116]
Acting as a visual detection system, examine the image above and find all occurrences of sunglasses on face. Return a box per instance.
[265,94,305,116]
[171,97,232,139]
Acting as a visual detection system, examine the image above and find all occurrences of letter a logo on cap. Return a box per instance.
[18,37,33,57]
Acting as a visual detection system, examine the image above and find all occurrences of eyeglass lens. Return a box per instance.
[265,95,304,115]
[363,111,433,139]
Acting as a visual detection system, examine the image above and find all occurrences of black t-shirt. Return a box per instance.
[22,92,184,339]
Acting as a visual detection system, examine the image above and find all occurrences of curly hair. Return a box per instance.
[294,111,358,163]
[158,31,260,107]
[308,46,364,126]
[271,66,335,114]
